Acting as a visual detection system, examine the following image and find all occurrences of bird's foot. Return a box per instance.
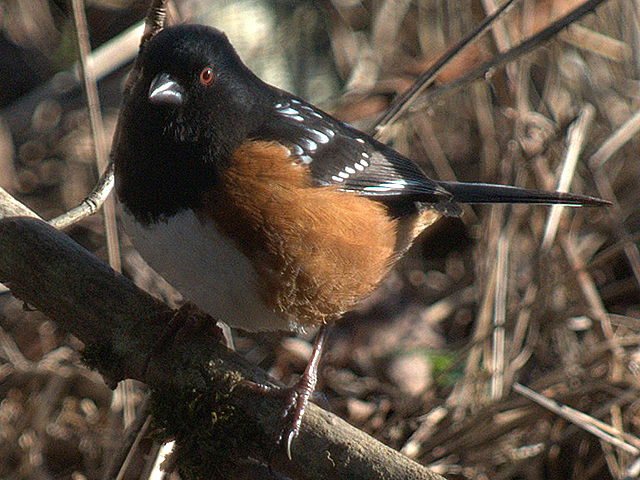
[235,324,331,461]
[236,374,315,461]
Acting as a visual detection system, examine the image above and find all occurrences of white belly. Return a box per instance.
[119,206,289,332]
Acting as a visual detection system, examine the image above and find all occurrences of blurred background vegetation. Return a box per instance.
[1,0,639,479]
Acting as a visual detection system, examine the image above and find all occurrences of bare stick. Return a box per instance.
[123,0,170,97]
[48,162,115,229]
[372,0,519,137]
[589,103,640,169]
[479,0,519,86]
[0,186,41,219]
[71,0,121,272]
[78,22,145,82]
[587,105,640,292]
[558,25,632,63]
[490,233,509,399]
[48,0,170,232]
[513,383,640,455]
[541,103,595,252]
[562,236,625,380]
[403,0,610,120]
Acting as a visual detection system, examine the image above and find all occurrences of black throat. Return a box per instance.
[113,93,228,225]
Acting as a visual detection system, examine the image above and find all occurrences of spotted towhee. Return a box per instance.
[113,24,607,457]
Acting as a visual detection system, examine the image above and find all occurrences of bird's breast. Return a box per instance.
[119,204,291,332]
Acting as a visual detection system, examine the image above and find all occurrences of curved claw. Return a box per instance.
[278,383,311,459]
[285,429,295,461]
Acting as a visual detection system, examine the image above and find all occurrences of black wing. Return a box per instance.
[252,93,608,210]
[253,94,451,203]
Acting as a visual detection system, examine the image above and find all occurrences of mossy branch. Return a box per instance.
[0,216,445,480]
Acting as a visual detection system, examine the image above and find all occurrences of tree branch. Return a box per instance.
[0,216,445,480]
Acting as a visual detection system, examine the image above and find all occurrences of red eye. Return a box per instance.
[199,67,214,85]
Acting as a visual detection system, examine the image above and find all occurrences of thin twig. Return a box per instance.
[101,395,151,480]
[513,383,640,455]
[53,0,170,233]
[586,105,640,292]
[124,0,170,97]
[591,167,640,294]
[70,0,121,272]
[456,222,499,414]
[79,22,145,82]
[48,162,115,230]
[148,441,175,480]
[622,456,640,480]
[491,233,509,399]
[472,81,500,179]
[405,0,610,119]
[371,0,412,61]
[541,103,595,252]
[559,24,632,63]
[0,186,41,219]
[0,326,31,370]
[562,236,625,381]
[479,0,519,85]
[589,104,640,169]
[371,0,519,137]
[12,0,169,233]
[114,415,153,480]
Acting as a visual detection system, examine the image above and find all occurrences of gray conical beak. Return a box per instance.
[148,73,184,107]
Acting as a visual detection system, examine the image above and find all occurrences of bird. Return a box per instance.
[113,23,607,459]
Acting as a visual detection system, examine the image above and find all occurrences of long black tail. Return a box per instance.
[438,181,609,207]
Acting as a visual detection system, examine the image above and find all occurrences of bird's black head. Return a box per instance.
[138,24,269,148]
[115,24,274,223]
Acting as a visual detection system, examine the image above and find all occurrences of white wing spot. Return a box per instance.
[275,102,283,108]
[280,107,299,115]
[299,138,318,152]
[345,166,356,174]
[332,175,344,182]
[362,152,370,159]
[300,155,313,164]
[356,138,365,144]
[354,162,364,171]
[320,127,335,138]
[363,180,407,192]
[308,129,330,144]
[360,159,369,167]
[291,99,301,105]
[290,143,304,156]
[362,185,388,192]
[338,171,349,179]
